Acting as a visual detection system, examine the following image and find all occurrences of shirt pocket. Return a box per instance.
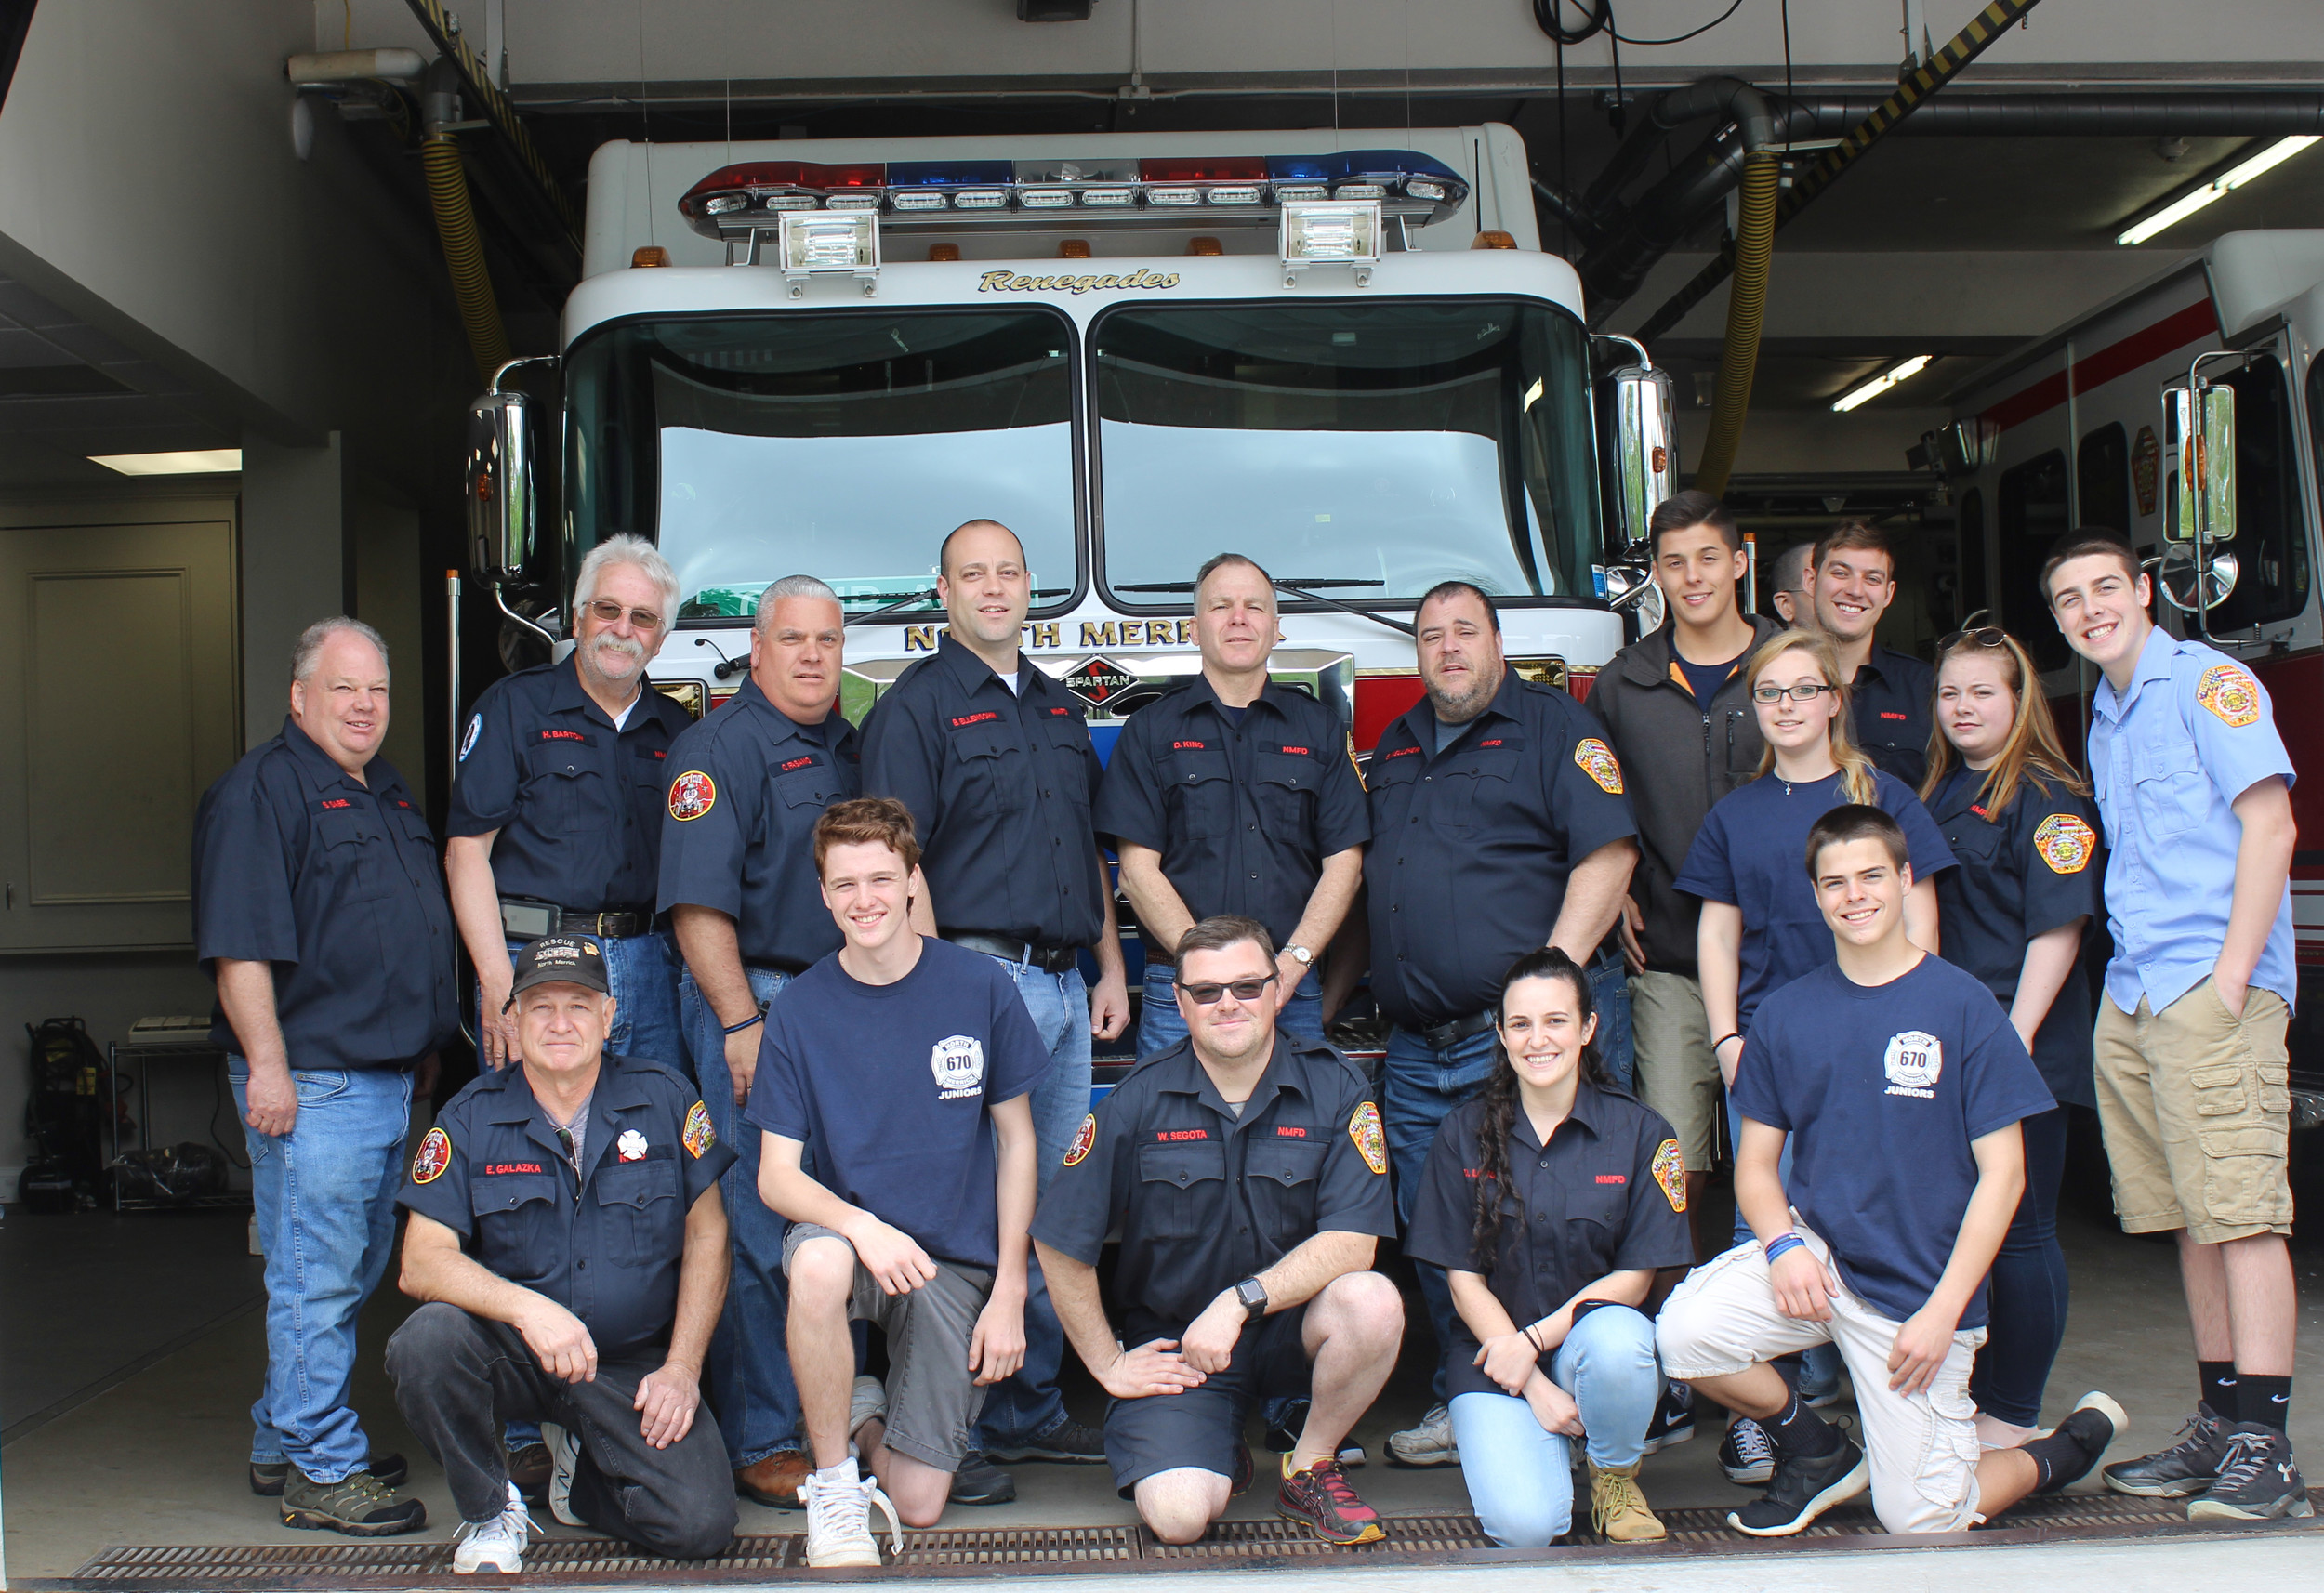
[1942,822,2002,868]
[2131,738,2208,841]
[1431,748,1522,839]
[1041,718,1095,809]
[1247,1136,1327,1237]
[773,764,846,833]
[523,741,602,835]
[950,726,1029,816]
[1565,1182,1629,1233]
[314,808,391,903]
[473,1172,561,1267]
[595,1157,681,1267]
[1162,749,1236,838]
[1255,751,1319,834]
[1136,1139,1226,1239]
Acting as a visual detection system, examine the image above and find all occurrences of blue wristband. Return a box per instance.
[721,1010,765,1036]
[1763,1232,1805,1265]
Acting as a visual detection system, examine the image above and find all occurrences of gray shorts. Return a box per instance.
[781,1221,995,1472]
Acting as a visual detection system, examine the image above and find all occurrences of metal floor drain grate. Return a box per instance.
[64,1491,2323,1585]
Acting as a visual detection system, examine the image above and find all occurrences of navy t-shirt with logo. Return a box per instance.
[744,937,1051,1270]
[1731,954,2053,1327]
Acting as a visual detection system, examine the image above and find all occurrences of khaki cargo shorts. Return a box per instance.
[2093,980,2293,1245]
[1629,970,1723,1172]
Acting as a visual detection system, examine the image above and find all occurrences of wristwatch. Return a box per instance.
[1284,943,1314,968]
[1234,1277,1270,1320]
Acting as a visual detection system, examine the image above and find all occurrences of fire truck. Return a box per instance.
[463,125,1674,1054]
[1933,228,2324,1126]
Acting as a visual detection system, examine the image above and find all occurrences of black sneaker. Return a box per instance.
[948,1451,1017,1506]
[2103,1402,2233,1498]
[1719,1416,1776,1485]
[1642,1382,1695,1455]
[1726,1434,1868,1536]
[249,1453,406,1497]
[2032,1391,2125,1494]
[987,1419,1105,1465]
[1261,1401,1367,1467]
[2187,1424,2317,1521]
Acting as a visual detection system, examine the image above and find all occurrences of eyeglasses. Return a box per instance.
[1939,626,2008,652]
[585,598,667,632]
[1181,974,1279,1006]
[1750,682,1837,704]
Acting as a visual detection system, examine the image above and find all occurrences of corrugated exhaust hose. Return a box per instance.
[1691,150,1776,500]
[423,132,511,384]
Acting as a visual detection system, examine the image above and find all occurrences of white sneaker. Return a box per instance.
[801,1457,903,1569]
[1386,1402,1459,1468]
[541,1422,584,1527]
[452,1481,536,1574]
[851,1375,890,1445]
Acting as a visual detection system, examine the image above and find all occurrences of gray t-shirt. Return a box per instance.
[546,1095,593,1176]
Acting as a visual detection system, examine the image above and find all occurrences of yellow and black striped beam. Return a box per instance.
[402,0,584,246]
[1632,0,2044,345]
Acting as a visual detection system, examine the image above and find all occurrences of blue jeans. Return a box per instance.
[974,956,1089,1450]
[231,1059,414,1481]
[1384,1024,1500,1403]
[1449,1303,1662,1546]
[680,966,803,1469]
[484,930,686,1077]
[1586,952,1633,1093]
[1137,963,1324,1058]
[1971,1105,2070,1428]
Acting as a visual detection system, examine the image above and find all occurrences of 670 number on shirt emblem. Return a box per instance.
[1883,1030,1943,1099]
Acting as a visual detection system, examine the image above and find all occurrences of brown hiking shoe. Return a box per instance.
[1275,1455,1384,1546]
[280,1467,427,1536]
[1590,1460,1667,1542]
[736,1449,812,1509]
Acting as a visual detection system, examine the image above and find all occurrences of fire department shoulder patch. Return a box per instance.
[1574,737,1625,795]
[1349,1100,1388,1176]
[681,1100,715,1158]
[1063,1112,1097,1167]
[412,1126,453,1184]
[1651,1138,1686,1213]
[2196,663,2260,728]
[2033,813,2097,875]
[667,770,717,821]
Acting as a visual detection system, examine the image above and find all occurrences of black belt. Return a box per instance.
[746,957,811,977]
[499,899,654,941]
[945,932,1081,974]
[562,909,652,939]
[1412,1009,1497,1050]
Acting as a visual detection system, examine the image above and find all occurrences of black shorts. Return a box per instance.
[1104,1306,1311,1496]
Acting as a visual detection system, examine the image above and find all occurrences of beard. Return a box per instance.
[1426,667,1497,723]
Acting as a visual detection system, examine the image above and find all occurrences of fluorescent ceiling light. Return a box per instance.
[89,448,243,475]
[1830,355,1933,414]
[2117,135,2321,246]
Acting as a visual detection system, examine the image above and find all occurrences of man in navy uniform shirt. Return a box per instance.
[751,799,1048,1565]
[193,618,454,1537]
[658,574,861,1509]
[1657,806,2119,1537]
[390,935,736,1573]
[861,519,1127,1488]
[1096,553,1367,1056]
[447,534,694,1073]
[1362,581,1638,1467]
[1808,522,1935,788]
[1034,915,1404,1547]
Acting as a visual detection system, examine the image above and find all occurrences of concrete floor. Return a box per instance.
[4,1127,2322,1581]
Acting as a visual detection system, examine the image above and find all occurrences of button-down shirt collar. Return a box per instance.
[1390,667,1521,762]
[280,715,370,794]
[2092,625,2175,724]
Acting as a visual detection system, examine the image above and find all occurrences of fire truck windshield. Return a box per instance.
[563,308,1078,621]
[1093,298,1602,608]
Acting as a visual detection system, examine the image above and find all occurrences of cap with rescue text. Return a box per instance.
[504,934,611,1007]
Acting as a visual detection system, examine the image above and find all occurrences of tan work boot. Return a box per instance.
[1589,1459,1667,1542]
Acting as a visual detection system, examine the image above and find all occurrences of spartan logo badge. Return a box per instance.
[1883,1030,1943,1099]
[931,1034,986,1100]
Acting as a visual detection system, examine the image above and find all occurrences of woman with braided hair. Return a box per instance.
[1405,948,1696,1547]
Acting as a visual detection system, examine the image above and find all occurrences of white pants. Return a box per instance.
[1657,1224,1987,1534]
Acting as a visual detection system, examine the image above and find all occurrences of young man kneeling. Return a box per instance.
[1657,806,2124,1535]
[751,798,1048,1566]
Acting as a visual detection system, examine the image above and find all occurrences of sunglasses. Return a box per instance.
[585,598,667,632]
[1750,682,1837,704]
[1181,974,1279,1006]
[1939,626,2009,652]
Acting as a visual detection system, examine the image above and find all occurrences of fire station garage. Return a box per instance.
[2,1,2322,1587]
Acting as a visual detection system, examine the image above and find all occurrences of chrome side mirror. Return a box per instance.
[466,388,536,581]
[2162,379,2236,545]
[1605,362,1678,554]
[2155,546,2239,614]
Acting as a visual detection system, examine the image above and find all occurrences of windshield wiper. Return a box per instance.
[838,587,1072,626]
[1115,577,1415,639]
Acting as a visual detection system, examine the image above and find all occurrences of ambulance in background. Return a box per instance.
[1932,229,2324,1126]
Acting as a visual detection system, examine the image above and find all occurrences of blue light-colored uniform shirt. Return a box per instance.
[2088,628,2295,1015]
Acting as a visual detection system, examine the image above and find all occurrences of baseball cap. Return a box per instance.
[504,934,612,1007]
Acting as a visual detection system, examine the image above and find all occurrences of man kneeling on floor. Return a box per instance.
[389,935,737,1573]
[752,798,1047,1567]
[1657,806,2123,1536]
[1034,915,1405,1546]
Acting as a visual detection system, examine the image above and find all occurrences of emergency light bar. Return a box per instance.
[676,150,1469,244]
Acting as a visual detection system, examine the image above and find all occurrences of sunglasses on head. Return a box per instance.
[1939,625,2009,652]
[585,598,666,632]
[1181,973,1279,1006]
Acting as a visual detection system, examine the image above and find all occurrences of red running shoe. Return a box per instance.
[1275,1455,1385,1545]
